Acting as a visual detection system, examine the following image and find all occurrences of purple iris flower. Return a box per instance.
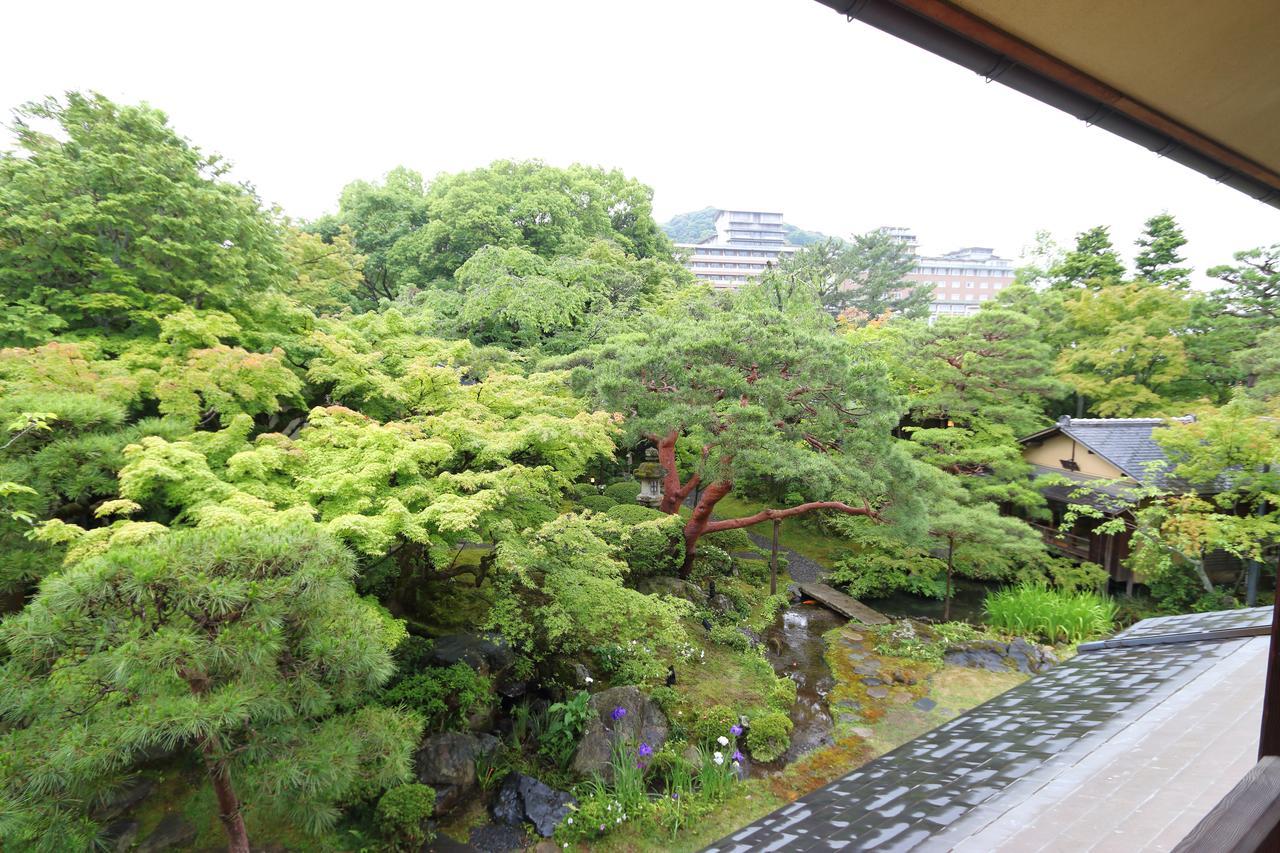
[611,706,627,721]
[638,742,653,757]
[733,750,744,762]
[730,724,743,736]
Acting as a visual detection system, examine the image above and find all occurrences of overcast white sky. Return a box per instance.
[4,0,1277,285]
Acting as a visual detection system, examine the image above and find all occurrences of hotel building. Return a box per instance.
[675,210,800,289]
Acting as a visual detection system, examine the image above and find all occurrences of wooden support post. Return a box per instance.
[1261,582,1280,759]
[769,519,780,596]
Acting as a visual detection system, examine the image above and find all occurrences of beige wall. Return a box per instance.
[1023,433,1127,480]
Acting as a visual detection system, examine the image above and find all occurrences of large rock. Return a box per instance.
[415,731,500,813]
[429,633,527,699]
[137,813,196,853]
[492,773,576,838]
[93,776,155,821]
[636,576,707,604]
[570,685,668,781]
[944,638,1057,675]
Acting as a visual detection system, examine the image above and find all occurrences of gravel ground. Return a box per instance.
[747,532,826,584]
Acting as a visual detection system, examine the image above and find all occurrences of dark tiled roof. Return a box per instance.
[704,607,1272,853]
[1022,417,1195,486]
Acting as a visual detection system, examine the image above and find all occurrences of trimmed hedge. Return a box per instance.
[578,494,617,513]
[602,480,642,503]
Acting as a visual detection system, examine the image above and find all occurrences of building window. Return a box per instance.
[980,281,988,289]
[965,281,974,288]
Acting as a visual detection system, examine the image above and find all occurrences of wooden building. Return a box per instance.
[1018,415,1198,590]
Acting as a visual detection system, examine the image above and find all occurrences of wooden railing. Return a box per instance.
[1028,522,1092,560]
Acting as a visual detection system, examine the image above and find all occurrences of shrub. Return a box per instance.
[391,635,434,670]
[691,704,738,746]
[689,545,732,582]
[745,710,793,763]
[703,527,758,555]
[985,583,1118,644]
[539,690,593,768]
[375,783,436,850]
[868,620,984,665]
[1048,557,1109,594]
[709,625,750,651]
[579,494,617,513]
[485,515,692,672]
[605,503,666,524]
[620,515,684,578]
[603,480,642,503]
[768,677,798,712]
[829,545,945,600]
[380,662,493,732]
[648,685,679,714]
[571,483,599,500]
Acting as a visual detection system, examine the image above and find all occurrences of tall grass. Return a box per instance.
[985,583,1118,644]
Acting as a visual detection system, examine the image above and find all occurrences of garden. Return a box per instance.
[0,92,1275,853]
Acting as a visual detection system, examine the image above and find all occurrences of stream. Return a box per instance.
[756,602,845,772]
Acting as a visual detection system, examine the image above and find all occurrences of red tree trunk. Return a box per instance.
[202,740,250,853]
[680,480,733,576]
[651,431,700,514]
[676,483,882,578]
[643,432,882,578]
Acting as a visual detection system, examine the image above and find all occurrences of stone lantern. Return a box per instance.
[634,447,665,507]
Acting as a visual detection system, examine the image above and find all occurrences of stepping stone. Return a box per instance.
[863,677,883,686]
[914,697,938,712]
[837,699,861,711]
[839,714,860,724]
[854,663,880,676]
[892,691,912,704]
[847,632,865,642]
[848,651,867,660]
[867,686,890,699]
[851,727,874,738]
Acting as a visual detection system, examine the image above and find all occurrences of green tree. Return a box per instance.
[1134,213,1191,287]
[1208,243,1280,321]
[0,522,420,851]
[419,160,673,281]
[771,232,931,319]
[921,467,1048,619]
[311,166,432,302]
[583,298,916,576]
[283,224,366,314]
[1054,281,1192,416]
[1050,225,1125,289]
[903,304,1062,436]
[451,240,687,352]
[0,93,289,343]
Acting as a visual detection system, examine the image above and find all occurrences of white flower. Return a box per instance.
[584,676,593,684]
[616,817,622,824]
[713,751,724,765]
[733,760,741,769]
[220,239,234,249]
[717,735,729,746]
[567,817,573,825]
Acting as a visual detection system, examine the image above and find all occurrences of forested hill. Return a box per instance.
[662,206,831,246]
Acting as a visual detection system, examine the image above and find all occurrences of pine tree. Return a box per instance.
[1050,226,1125,289]
[1134,213,1191,287]
[0,522,420,851]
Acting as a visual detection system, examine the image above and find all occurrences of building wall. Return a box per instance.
[676,209,797,289]
[1023,433,1127,480]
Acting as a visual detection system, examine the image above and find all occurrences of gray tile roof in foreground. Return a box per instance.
[704,607,1273,853]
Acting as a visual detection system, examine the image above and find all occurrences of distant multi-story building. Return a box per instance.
[676,210,799,289]
[888,229,1018,320]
